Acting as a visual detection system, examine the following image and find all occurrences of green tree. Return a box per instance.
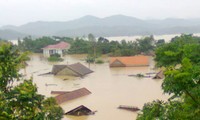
[137,35,155,54]
[88,33,97,58]
[18,36,58,53]
[0,43,64,119]
[154,35,200,67]
[68,38,90,54]
[97,37,110,54]
[0,43,28,92]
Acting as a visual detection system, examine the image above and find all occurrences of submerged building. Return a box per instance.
[53,88,91,104]
[109,55,149,67]
[51,62,93,77]
[65,105,95,116]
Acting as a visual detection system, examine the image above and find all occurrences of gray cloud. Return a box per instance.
[0,0,200,26]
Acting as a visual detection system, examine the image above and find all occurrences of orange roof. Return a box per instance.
[110,55,149,67]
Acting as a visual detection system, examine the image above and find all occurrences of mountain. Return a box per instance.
[0,29,27,40]
[1,15,200,39]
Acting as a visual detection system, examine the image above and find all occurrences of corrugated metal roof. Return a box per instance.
[110,55,149,67]
[55,88,91,104]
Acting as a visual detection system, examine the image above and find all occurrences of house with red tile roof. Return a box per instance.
[42,41,70,57]
[109,55,150,67]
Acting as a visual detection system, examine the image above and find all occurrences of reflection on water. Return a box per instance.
[24,54,168,120]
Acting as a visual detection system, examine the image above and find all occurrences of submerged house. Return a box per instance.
[109,55,149,67]
[153,70,164,79]
[54,88,91,104]
[42,41,70,57]
[51,62,93,77]
[65,105,95,116]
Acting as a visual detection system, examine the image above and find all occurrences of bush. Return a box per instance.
[86,56,95,63]
[48,53,63,62]
[95,59,104,64]
[50,53,61,57]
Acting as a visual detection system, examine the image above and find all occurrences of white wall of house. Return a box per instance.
[43,49,66,57]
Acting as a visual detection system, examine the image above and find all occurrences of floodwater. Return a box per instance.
[23,54,168,120]
[106,33,200,42]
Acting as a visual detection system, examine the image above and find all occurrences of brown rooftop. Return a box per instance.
[51,62,93,76]
[68,62,93,76]
[54,88,91,104]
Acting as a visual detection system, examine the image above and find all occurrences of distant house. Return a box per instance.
[51,62,93,77]
[42,41,70,57]
[53,88,91,104]
[109,55,149,67]
[65,105,95,116]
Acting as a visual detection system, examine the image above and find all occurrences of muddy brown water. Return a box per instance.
[22,54,168,120]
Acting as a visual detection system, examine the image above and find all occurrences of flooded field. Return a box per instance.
[24,54,168,120]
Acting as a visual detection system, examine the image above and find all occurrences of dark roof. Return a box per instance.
[153,70,164,79]
[51,62,93,76]
[55,88,91,104]
[68,62,93,76]
[51,65,67,75]
[65,105,92,116]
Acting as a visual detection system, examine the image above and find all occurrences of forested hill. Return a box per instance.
[1,15,200,39]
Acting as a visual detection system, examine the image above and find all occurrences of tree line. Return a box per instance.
[16,34,164,57]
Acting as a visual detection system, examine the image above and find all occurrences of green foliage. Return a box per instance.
[52,36,74,44]
[48,53,63,62]
[86,56,95,63]
[154,34,200,67]
[0,43,64,120]
[137,35,155,54]
[156,39,165,46]
[18,36,71,53]
[42,97,64,120]
[68,35,154,56]
[95,59,104,64]
[137,100,166,120]
[68,38,90,54]
[97,37,110,54]
[0,43,29,92]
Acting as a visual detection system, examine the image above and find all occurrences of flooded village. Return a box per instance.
[22,41,168,120]
[1,0,200,119]
[2,33,200,120]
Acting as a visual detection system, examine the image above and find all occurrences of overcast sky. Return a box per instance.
[0,0,200,26]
